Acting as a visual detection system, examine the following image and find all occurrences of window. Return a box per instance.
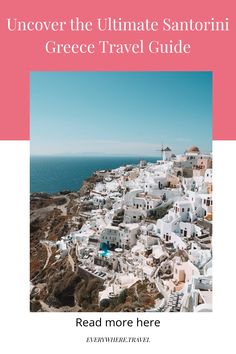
[187,208,190,212]
[182,208,185,212]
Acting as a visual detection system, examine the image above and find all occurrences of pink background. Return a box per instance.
[1,0,235,140]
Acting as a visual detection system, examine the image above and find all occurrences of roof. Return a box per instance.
[163,147,171,151]
[124,223,140,230]
[152,245,167,259]
[186,146,200,153]
[105,225,119,231]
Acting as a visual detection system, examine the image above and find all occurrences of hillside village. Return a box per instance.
[30,146,212,312]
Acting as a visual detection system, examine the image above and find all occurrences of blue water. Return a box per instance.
[100,242,109,257]
[30,156,159,194]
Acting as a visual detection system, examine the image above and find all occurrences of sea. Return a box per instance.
[30,156,160,194]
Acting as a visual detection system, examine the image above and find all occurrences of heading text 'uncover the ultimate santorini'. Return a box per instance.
[7,17,229,32]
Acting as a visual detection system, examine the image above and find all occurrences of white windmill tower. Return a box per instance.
[156,143,172,161]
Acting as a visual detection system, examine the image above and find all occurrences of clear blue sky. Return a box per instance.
[30,71,212,156]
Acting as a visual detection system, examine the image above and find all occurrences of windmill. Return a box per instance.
[156,143,172,161]
[156,142,164,159]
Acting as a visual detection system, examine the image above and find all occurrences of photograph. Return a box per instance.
[30,71,212,312]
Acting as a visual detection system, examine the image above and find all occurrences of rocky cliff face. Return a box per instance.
[30,176,106,312]
[31,191,81,310]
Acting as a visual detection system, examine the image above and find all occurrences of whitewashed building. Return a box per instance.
[100,223,139,249]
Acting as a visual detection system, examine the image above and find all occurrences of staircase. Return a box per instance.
[112,210,124,226]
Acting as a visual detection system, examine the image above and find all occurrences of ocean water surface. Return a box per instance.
[30,156,159,194]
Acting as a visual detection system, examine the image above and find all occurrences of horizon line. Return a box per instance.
[30,154,162,158]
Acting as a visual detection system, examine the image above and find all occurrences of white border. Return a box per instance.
[0,140,235,352]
